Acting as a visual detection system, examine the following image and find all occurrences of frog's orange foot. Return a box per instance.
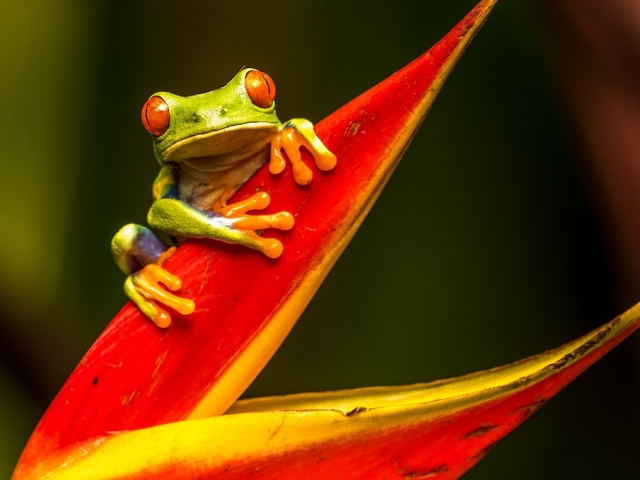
[126,263,195,328]
[213,190,294,258]
[270,119,337,185]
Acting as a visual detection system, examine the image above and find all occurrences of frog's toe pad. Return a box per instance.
[260,237,284,259]
[270,127,313,185]
[270,120,337,185]
[215,191,271,218]
[126,264,195,328]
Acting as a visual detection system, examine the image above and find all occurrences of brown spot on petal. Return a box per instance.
[464,422,499,439]
[401,465,449,479]
[545,317,619,371]
[345,120,362,137]
[345,406,368,416]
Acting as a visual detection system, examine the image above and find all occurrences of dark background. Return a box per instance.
[2,1,639,478]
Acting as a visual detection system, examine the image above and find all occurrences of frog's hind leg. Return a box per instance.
[213,187,294,259]
[111,224,168,275]
[111,224,194,328]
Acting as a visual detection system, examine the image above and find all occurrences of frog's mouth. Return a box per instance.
[160,123,279,173]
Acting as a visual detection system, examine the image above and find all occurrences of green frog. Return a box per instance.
[111,68,336,327]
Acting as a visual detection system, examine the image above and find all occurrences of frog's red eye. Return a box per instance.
[245,70,276,108]
[141,96,170,137]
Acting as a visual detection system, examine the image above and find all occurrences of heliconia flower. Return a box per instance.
[12,0,640,478]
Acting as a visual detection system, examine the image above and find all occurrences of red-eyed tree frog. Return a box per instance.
[111,68,336,328]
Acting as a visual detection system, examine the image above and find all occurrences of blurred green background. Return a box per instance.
[2,0,639,478]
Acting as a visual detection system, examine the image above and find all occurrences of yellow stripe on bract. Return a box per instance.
[187,242,343,419]
[187,0,497,421]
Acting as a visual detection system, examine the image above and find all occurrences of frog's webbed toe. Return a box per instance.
[213,188,294,259]
[125,249,195,328]
[270,119,337,185]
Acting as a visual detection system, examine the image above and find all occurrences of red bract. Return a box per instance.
[16,0,495,465]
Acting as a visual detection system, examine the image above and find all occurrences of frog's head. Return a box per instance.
[141,68,281,169]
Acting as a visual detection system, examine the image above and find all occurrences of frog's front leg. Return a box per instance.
[148,196,293,260]
[270,118,337,185]
[211,186,294,257]
[111,224,195,328]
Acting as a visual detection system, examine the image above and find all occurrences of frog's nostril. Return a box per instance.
[142,96,170,137]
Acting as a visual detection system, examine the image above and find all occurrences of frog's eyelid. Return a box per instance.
[262,74,272,96]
